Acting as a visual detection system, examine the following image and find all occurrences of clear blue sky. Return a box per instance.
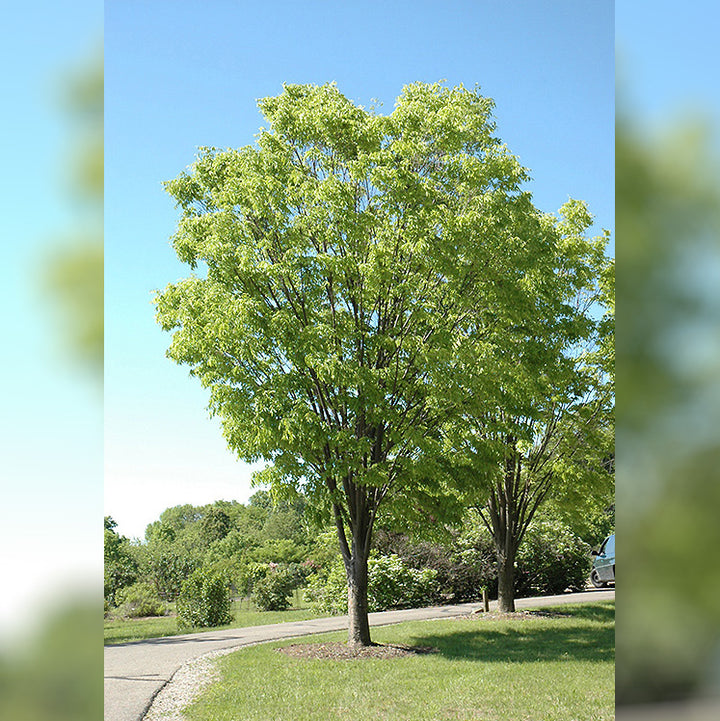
[105,0,615,540]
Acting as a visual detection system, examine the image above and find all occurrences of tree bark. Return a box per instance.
[332,488,375,647]
[345,548,372,646]
[496,544,517,613]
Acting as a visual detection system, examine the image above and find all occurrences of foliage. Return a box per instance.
[146,541,202,601]
[261,509,305,545]
[155,81,612,644]
[145,504,201,543]
[251,566,298,611]
[247,538,306,564]
[304,560,349,615]
[367,555,438,611]
[199,506,233,545]
[236,561,269,598]
[305,554,438,614]
[177,567,233,629]
[304,528,343,576]
[560,500,614,549]
[114,581,167,618]
[204,528,254,566]
[373,526,497,603]
[515,517,592,596]
[104,516,138,607]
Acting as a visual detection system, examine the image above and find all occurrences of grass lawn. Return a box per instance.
[185,601,614,721]
[104,592,320,645]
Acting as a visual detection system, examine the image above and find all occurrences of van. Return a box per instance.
[590,533,615,588]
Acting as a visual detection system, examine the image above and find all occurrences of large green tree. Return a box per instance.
[156,81,605,645]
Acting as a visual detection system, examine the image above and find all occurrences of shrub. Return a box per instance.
[515,518,592,596]
[373,527,497,603]
[237,560,269,598]
[366,555,438,611]
[115,582,167,618]
[305,554,439,614]
[176,567,233,628]
[251,566,297,611]
[304,560,348,615]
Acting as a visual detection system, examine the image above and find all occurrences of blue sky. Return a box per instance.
[105,0,614,540]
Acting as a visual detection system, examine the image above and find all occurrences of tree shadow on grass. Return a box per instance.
[560,602,615,625]
[410,615,614,664]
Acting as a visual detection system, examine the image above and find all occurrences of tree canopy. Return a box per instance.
[156,81,611,643]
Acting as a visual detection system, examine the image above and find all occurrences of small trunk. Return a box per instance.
[497,548,516,613]
[345,550,372,646]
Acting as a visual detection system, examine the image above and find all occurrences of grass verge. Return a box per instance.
[184,601,614,721]
[104,594,320,645]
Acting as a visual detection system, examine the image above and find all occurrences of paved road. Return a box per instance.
[104,589,614,721]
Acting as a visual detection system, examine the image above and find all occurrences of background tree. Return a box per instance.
[450,229,613,612]
[104,516,138,608]
[198,506,233,546]
[156,81,606,646]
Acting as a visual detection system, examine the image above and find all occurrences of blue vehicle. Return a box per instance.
[590,533,615,588]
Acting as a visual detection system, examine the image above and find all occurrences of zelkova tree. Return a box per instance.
[450,217,613,613]
[156,82,604,645]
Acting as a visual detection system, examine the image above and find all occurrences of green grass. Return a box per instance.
[104,592,320,645]
[185,601,614,721]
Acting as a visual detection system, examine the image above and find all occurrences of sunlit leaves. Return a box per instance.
[156,81,611,549]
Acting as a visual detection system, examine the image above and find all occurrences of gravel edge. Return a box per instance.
[142,645,243,721]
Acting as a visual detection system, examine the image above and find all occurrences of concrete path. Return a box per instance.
[104,589,614,721]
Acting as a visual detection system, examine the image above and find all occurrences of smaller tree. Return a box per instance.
[145,539,202,601]
[450,205,613,612]
[198,506,233,546]
[104,516,138,607]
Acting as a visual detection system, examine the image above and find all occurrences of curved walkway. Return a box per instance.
[104,589,614,721]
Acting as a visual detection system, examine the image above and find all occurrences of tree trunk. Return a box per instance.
[345,548,372,646]
[496,545,517,613]
[329,472,376,647]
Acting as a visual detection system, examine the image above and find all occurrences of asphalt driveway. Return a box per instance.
[104,589,614,721]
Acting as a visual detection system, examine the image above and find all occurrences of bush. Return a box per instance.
[305,554,439,614]
[304,561,348,615]
[515,518,592,596]
[373,527,497,603]
[366,555,438,611]
[176,567,233,628]
[115,582,167,618]
[251,566,297,611]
